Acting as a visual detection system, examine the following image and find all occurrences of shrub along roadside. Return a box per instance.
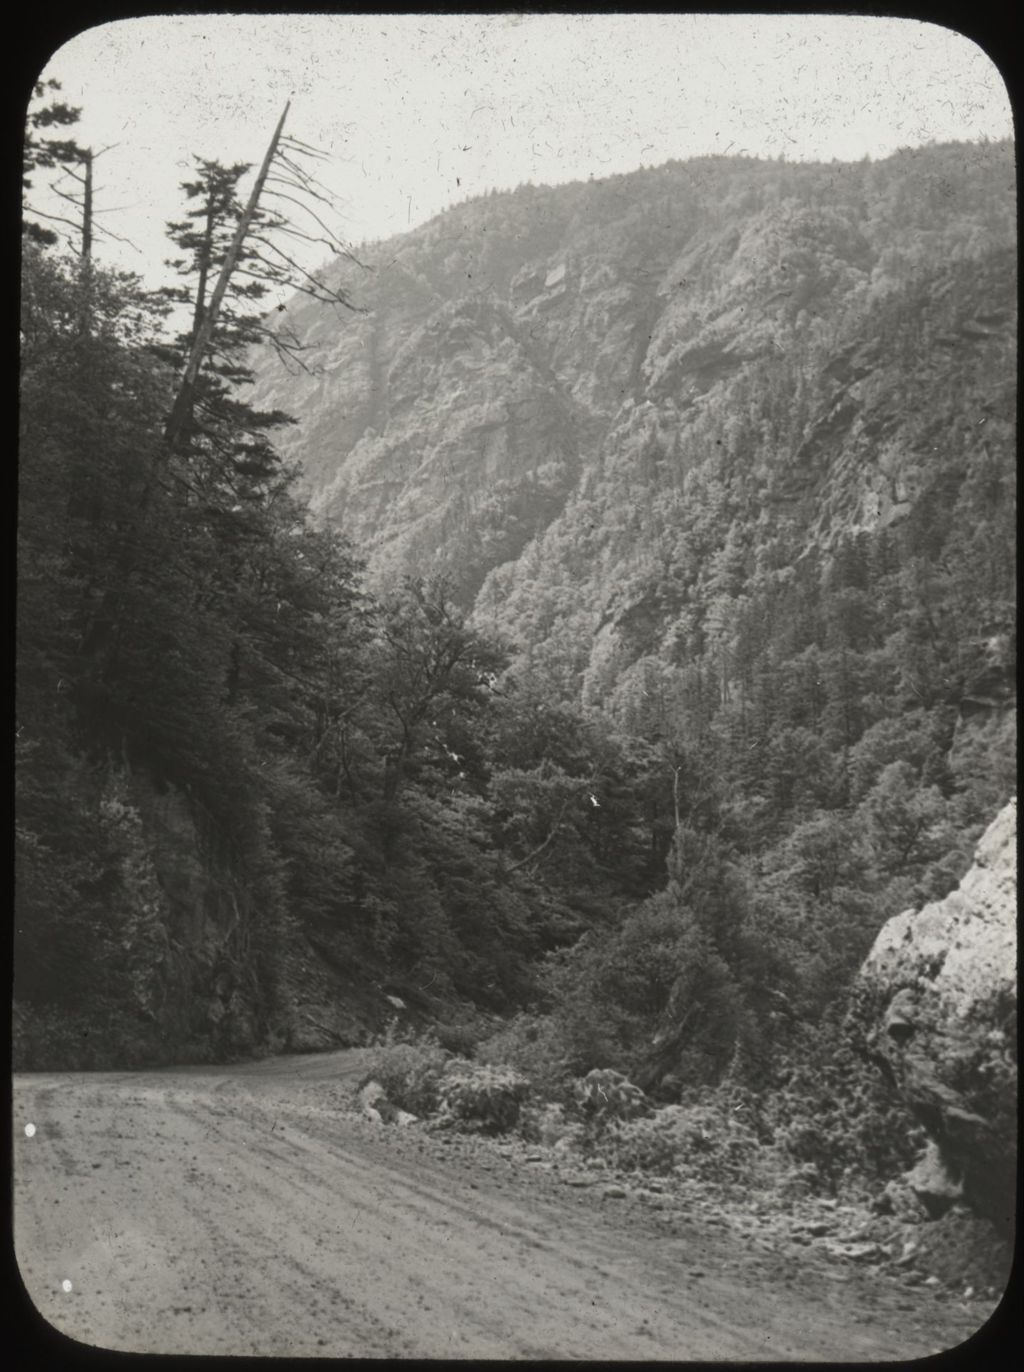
[362,1029,531,1133]
[437,1063,531,1134]
[360,1015,929,1213]
[355,1027,1012,1299]
[361,1031,450,1116]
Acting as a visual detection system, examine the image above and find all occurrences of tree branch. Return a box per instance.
[23,204,82,232]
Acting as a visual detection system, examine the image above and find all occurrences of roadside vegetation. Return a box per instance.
[360,1022,1011,1297]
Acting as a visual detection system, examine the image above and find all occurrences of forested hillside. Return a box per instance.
[18,121,1015,1236]
[245,140,1015,1067]
[16,236,636,1061]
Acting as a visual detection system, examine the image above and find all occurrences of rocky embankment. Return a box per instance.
[850,800,1017,1237]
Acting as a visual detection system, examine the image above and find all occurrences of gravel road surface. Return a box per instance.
[13,1049,991,1359]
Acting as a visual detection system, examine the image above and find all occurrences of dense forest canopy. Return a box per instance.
[17,89,1015,1220]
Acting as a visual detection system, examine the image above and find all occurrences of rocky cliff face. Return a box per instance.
[850,800,1017,1234]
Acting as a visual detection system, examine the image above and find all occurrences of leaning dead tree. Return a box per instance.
[164,101,365,449]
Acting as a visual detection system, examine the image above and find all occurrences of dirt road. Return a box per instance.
[13,1049,989,1359]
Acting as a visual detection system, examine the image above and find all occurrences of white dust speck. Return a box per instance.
[62,1279,73,1293]
[24,1123,36,1138]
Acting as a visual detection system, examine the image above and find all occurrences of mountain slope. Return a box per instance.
[248,142,1015,625]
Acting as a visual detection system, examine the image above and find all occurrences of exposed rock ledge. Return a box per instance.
[850,800,1017,1234]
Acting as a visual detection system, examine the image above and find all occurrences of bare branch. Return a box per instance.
[266,341,321,376]
[230,265,289,289]
[268,160,341,207]
[264,172,339,212]
[93,222,140,250]
[22,204,82,232]
[279,135,332,162]
[256,222,334,251]
[247,241,359,309]
[340,248,374,272]
[260,187,348,248]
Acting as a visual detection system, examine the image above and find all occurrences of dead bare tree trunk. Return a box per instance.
[80,149,93,262]
[164,101,291,447]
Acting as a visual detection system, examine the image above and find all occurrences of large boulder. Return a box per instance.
[850,800,1016,1234]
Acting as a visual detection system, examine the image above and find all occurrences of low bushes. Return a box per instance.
[437,1062,531,1133]
[573,1068,651,1126]
[759,1028,925,1195]
[595,1100,764,1186]
[475,1012,574,1103]
[361,1018,920,1211]
[362,1032,530,1132]
[362,1032,450,1116]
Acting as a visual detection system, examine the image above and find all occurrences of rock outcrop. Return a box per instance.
[851,800,1017,1234]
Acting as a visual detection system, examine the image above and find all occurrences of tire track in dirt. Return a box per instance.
[158,1094,683,1359]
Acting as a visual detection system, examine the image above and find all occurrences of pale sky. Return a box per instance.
[33,13,1013,297]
